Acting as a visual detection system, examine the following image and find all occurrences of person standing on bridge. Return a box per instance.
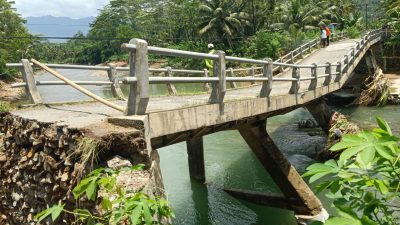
[205,43,216,76]
[320,26,327,48]
[325,25,331,46]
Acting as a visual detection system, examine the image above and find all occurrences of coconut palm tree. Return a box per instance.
[271,0,324,31]
[198,0,249,47]
[322,0,356,29]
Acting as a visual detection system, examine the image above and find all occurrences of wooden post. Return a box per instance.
[20,59,42,104]
[229,68,237,89]
[323,62,332,85]
[250,66,256,85]
[351,48,355,64]
[186,137,205,183]
[165,67,178,95]
[260,60,272,98]
[238,121,322,216]
[126,38,150,116]
[32,59,124,112]
[334,61,342,82]
[107,64,125,100]
[308,63,318,90]
[289,67,300,94]
[208,51,226,114]
[203,69,210,91]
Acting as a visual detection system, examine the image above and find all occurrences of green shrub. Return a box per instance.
[305,117,400,225]
[244,31,285,60]
[0,101,11,112]
[35,166,174,224]
[345,26,361,39]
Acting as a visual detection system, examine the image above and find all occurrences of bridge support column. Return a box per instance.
[306,99,334,135]
[236,121,323,216]
[186,137,206,183]
[365,49,379,75]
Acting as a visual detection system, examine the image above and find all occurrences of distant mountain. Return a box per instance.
[25,15,95,42]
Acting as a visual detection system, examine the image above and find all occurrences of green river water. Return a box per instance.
[36,70,400,225]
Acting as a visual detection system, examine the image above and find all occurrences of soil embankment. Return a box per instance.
[0,80,22,102]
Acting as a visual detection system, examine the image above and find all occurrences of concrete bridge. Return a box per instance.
[5,29,386,221]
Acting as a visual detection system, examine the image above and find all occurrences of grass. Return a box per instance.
[0,101,11,112]
[68,137,100,181]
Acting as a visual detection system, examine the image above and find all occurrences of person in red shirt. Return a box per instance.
[325,25,331,46]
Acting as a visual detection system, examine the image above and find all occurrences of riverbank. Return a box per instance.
[0,80,22,102]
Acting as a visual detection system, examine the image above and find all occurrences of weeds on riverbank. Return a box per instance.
[305,117,400,225]
[0,101,10,112]
[34,166,174,224]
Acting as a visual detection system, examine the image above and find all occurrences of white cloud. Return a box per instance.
[13,0,110,18]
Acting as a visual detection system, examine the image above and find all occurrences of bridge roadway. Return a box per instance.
[13,38,368,139]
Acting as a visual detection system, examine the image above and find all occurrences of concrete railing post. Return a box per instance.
[308,63,318,90]
[290,51,294,63]
[260,60,273,99]
[203,69,210,91]
[344,55,349,74]
[229,68,237,89]
[20,59,42,104]
[335,61,342,82]
[250,66,256,85]
[300,45,304,58]
[289,67,300,94]
[126,38,150,116]
[351,48,355,64]
[323,62,332,85]
[208,51,226,114]
[107,64,125,100]
[279,57,284,73]
[165,67,178,95]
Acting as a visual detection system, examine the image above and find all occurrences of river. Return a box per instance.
[35,69,399,224]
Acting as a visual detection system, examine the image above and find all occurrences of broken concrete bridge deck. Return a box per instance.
[12,39,366,138]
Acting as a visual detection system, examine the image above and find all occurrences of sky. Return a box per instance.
[14,0,110,18]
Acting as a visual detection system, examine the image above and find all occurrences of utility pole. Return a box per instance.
[251,0,256,34]
[365,3,368,30]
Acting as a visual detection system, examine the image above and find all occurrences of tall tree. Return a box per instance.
[198,0,249,47]
[0,0,32,77]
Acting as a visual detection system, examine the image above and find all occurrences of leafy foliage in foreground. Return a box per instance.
[305,117,400,225]
[34,165,174,225]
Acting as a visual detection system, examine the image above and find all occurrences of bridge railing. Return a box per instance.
[6,29,385,114]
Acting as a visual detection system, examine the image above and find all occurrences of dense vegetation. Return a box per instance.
[0,0,33,79]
